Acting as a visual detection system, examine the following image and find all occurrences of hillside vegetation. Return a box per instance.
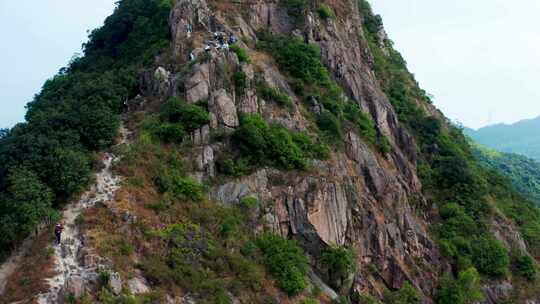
[470,141,540,205]
[361,0,540,298]
[0,0,172,259]
[465,116,540,161]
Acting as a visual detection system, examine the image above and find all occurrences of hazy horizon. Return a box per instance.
[371,0,540,129]
[1,0,539,129]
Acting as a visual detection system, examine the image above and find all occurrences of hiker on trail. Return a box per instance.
[54,222,64,245]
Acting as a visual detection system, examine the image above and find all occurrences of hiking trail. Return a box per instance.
[35,124,130,303]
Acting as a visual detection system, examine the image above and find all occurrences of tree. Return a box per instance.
[470,236,509,277]
[76,103,120,149]
[7,167,55,235]
[256,233,308,295]
[515,254,538,281]
[317,110,342,141]
[160,97,209,131]
[46,148,92,197]
[321,245,356,288]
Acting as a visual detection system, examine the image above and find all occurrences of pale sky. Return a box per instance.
[1,1,539,129]
[0,0,116,129]
[370,0,540,129]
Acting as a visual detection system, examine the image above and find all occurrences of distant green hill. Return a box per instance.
[465,116,540,161]
[471,142,540,205]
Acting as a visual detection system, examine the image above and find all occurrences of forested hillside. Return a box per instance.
[465,116,540,161]
[2,0,540,303]
[470,142,540,205]
[0,0,173,259]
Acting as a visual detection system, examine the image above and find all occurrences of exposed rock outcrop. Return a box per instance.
[166,0,443,300]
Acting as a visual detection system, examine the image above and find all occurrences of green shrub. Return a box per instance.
[470,236,509,277]
[266,126,306,169]
[344,103,376,142]
[292,133,330,159]
[233,114,325,170]
[317,110,342,141]
[155,122,186,143]
[321,245,355,284]
[256,233,308,295]
[515,254,538,281]
[155,172,205,202]
[118,239,134,256]
[384,282,421,304]
[230,44,250,63]
[99,270,111,287]
[343,101,390,153]
[241,240,258,257]
[144,97,209,143]
[376,136,391,154]
[97,289,137,304]
[240,196,258,209]
[256,83,293,109]
[301,299,319,304]
[437,203,478,239]
[3,168,56,242]
[160,97,209,131]
[352,292,382,304]
[257,34,329,85]
[233,114,269,160]
[318,4,335,19]
[216,157,251,177]
[436,268,483,304]
[363,13,383,36]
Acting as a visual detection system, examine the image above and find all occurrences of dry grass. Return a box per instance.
[1,229,56,304]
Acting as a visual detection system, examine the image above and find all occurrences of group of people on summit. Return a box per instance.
[189,28,238,61]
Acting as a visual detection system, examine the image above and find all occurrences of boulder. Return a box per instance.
[208,89,239,129]
[128,277,150,294]
[109,272,122,295]
[186,64,210,103]
[154,67,171,96]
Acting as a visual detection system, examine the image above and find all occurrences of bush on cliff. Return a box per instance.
[470,236,509,277]
[144,97,209,143]
[160,97,209,132]
[436,268,483,304]
[231,114,327,171]
[515,254,538,281]
[321,245,356,288]
[256,233,308,295]
[384,282,421,304]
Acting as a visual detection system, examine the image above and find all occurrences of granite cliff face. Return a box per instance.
[165,0,442,299]
[159,1,539,302]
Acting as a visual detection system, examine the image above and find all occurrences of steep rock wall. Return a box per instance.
[166,0,446,299]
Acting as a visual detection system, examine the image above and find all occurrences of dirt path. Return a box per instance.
[35,124,129,303]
